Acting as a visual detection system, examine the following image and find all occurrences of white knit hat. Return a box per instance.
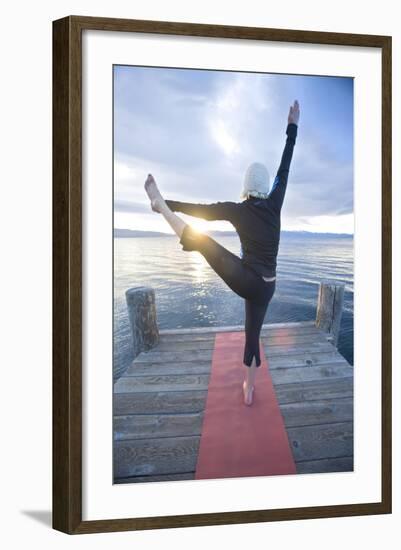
[240,162,270,200]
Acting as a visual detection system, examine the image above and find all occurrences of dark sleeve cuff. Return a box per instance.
[286,123,298,140]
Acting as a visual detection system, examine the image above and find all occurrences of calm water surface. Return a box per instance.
[114,234,353,378]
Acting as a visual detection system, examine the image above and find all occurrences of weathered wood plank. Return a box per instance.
[128,343,345,376]
[158,334,215,345]
[114,390,208,415]
[114,373,210,393]
[151,332,331,353]
[131,341,337,365]
[132,349,214,364]
[263,332,331,347]
[114,398,352,441]
[114,455,354,482]
[114,472,195,483]
[267,350,348,369]
[280,398,353,427]
[125,349,346,376]
[157,324,323,343]
[113,421,353,478]
[113,435,200,478]
[114,454,354,482]
[152,340,215,352]
[124,361,212,377]
[274,377,353,405]
[113,378,353,416]
[287,422,353,461]
[114,412,204,440]
[265,341,338,357]
[158,320,316,335]
[296,456,353,474]
[158,324,320,344]
[116,362,352,396]
[270,363,353,385]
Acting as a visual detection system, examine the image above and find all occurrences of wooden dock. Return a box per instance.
[113,310,354,483]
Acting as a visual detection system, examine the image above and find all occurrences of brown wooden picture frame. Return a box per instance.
[52,15,392,534]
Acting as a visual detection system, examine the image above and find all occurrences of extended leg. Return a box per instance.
[144,174,186,238]
[144,174,259,301]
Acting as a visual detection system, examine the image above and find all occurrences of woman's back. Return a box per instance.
[234,196,282,278]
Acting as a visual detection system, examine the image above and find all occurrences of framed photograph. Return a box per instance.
[52,15,392,534]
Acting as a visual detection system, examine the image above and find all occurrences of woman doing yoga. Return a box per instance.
[144,100,300,406]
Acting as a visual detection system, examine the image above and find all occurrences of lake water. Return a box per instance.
[113,234,353,379]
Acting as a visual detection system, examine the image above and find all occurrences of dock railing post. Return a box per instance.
[125,286,159,359]
[315,280,345,347]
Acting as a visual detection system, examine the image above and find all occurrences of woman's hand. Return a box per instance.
[288,99,300,125]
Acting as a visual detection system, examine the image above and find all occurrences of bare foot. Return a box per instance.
[144,174,165,213]
[242,380,254,406]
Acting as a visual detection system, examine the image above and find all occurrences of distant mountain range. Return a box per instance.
[114,228,173,238]
[114,228,353,239]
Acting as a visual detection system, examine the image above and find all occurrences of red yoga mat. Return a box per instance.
[194,331,297,480]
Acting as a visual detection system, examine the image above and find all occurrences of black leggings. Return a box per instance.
[179,224,276,367]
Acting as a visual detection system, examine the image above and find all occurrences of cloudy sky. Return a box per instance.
[114,65,353,234]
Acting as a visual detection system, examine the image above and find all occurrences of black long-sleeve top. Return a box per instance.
[165,123,298,278]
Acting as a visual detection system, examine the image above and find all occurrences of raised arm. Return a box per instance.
[268,100,300,211]
[164,199,239,223]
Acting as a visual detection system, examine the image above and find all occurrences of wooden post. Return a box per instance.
[315,280,345,347]
[125,286,159,358]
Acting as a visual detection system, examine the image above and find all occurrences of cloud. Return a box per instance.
[114,199,151,214]
[113,66,353,232]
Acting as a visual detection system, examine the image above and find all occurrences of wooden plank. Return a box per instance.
[280,398,353,427]
[287,422,353,461]
[268,350,348,369]
[114,373,210,393]
[124,361,212,377]
[114,472,195,483]
[158,334,216,344]
[296,456,353,474]
[113,435,200,478]
[152,340,215,352]
[124,355,348,380]
[157,324,321,344]
[114,390,207,415]
[114,412,204,440]
[132,342,338,365]
[262,332,331,346]
[113,422,353,478]
[274,377,353,404]
[158,320,316,335]
[114,456,354,481]
[124,350,344,376]
[114,455,354,481]
[270,363,353,385]
[114,455,354,482]
[131,341,337,365]
[113,378,353,416]
[150,332,330,353]
[132,349,214,364]
[117,361,352,395]
[264,341,338,358]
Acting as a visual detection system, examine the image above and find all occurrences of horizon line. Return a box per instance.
[114,227,354,236]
